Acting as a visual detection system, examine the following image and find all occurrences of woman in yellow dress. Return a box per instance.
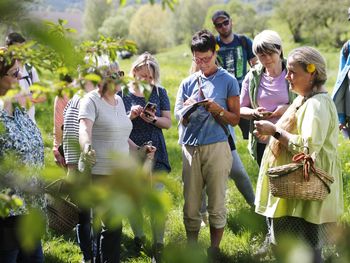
[253,46,343,263]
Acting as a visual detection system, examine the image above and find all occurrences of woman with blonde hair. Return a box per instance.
[254,46,343,262]
[119,52,171,262]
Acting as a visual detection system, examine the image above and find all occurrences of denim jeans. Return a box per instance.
[0,243,44,263]
[0,216,43,263]
[76,210,95,261]
[96,226,122,263]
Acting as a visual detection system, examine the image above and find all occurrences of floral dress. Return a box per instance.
[0,107,44,216]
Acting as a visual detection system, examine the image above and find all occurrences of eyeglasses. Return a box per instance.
[5,67,20,78]
[192,53,215,64]
[214,20,230,29]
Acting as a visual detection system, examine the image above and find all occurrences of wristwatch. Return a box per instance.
[273,129,282,140]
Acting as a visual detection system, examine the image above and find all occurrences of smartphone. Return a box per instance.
[144,102,157,117]
[144,102,157,112]
[260,111,273,117]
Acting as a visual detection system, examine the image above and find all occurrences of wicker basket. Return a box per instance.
[45,180,79,234]
[267,154,334,201]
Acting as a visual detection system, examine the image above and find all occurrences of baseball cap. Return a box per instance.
[212,10,230,24]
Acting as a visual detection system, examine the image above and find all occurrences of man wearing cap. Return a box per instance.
[212,10,256,88]
[332,7,350,139]
[212,10,257,140]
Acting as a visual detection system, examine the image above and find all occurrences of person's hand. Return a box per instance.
[253,120,276,137]
[183,96,197,106]
[140,110,156,123]
[270,104,289,118]
[204,99,223,115]
[84,149,96,166]
[129,105,143,120]
[142,144,157,160]
[53,148,66,167]
[252,107,272,120]
[339,123,347,131]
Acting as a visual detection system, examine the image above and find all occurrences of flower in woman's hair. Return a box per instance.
[215,44,220,52]
[306,63,316,73]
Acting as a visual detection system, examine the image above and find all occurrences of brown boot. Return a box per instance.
[209,226,224,248]
[186,230,199,243]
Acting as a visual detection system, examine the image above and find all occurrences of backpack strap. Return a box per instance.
[237,34,248,50]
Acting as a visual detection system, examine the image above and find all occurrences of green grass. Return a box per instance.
[39,42,350,262]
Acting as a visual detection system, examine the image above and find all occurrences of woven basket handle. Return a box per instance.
[292,152,316,181]
[45,179,70,200]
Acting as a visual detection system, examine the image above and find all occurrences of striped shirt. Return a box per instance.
[53,94,69,149]
[63,92,83,165]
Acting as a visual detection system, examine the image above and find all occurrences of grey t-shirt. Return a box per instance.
[79,90,132,175]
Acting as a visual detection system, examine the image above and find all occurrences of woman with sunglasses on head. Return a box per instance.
[118,52,171,262]
[0,51,45,262]
[174,29,240,262]
[63,61,122,263]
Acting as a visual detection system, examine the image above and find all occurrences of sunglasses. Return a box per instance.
[215,20,230,29]
[109,71,125,79]
[192,53,215,64]
[5,67,20,78]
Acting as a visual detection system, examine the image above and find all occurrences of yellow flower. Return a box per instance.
[306,63,316,73]
[215,44,220,52]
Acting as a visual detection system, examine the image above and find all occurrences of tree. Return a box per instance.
[171,0,221,45]
[228,0,269,38]
[277,0,349,47]
[98,6,136,39]
[83,0,112,39]
[276,0,306,43]
[302,0,349,47]
[129,4,173,53]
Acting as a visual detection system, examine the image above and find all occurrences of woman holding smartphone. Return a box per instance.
[118,52,171,262]
[240,30,296,167]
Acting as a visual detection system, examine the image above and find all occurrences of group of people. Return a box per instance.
[0,7,347,263]
[174,9,343,263]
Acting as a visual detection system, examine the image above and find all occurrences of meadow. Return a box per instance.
[36,42,350,262]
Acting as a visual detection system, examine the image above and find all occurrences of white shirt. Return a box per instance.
[19,64,40,122]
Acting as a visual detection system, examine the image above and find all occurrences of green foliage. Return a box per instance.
[0,192,23,218]
[276,0,350,47]
[0,0,34,24]
[83,0,111,40]
[98,6,136,39]
[129,4,174,53]
[18,209,46,251]
[171,0,218,45]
